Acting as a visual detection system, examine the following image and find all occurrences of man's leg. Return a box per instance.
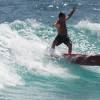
[51,40,56,49]
[51,39,61,55]
[68,43,72,55]
[64,37,72,55]
[50,40,57,55]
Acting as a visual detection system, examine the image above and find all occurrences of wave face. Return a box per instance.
[0,0,100,100]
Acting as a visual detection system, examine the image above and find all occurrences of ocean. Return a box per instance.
[0,0,100,100]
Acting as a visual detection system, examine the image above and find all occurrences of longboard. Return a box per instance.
[63,53,100,66]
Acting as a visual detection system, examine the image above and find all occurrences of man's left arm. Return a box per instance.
[66,7,77,20]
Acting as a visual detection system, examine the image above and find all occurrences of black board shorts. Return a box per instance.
[54,34,72,46]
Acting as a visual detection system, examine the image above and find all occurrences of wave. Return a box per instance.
[0,62,23,89]
[0,18,100,90]
[71,20,100,54]
[75,20,100,32]
[0,19,79,89]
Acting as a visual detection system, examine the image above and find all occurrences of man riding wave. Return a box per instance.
[50,7,77,56]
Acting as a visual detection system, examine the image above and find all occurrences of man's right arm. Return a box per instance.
[54,21,60,28]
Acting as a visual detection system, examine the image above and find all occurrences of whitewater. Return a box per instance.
[0,0,100,100]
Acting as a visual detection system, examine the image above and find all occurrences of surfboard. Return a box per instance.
[63,53,100,66]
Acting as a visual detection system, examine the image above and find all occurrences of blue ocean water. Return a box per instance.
[0,0,100,100]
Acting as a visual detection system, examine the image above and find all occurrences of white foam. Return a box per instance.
[10,32,77,79]
[93,8,100,11]
[11,19,42,30]
[0,19,79,89]
[82,65,100,74]
[0,62,23,89]
[9,19,79,79]
[75,20,100,32]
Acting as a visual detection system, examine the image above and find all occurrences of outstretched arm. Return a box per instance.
[66,7,76,20]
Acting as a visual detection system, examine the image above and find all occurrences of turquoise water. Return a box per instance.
[0,0,100,100]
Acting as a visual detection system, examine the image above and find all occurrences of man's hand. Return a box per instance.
[73,6,77,11]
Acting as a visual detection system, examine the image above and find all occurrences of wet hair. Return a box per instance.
[59,12,65,18]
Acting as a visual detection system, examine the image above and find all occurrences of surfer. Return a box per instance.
[50,7,77,55]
